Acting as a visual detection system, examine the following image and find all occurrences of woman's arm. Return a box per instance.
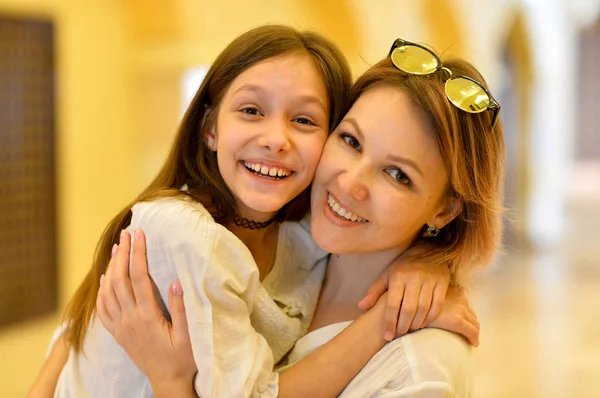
[26,333,70,398]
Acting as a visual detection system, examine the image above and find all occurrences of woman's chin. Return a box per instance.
[310,223,346,254]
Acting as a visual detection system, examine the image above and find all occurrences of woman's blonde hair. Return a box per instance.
[350,58,506,282]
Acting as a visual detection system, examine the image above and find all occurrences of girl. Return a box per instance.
[96,39,504,397]
[48,27,455,398]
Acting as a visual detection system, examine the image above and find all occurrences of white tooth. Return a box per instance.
[332,203,340,212]
[260,166,269,175]
[253,164,261,172]
[351,214,358,221]
[269,168,278,176]
[338,208,347,217]
[277,169,283,177]
[344,212,353,219]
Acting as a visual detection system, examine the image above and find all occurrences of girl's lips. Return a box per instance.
[239,161,293,184]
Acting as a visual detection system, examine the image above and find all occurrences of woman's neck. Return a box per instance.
[322,248,406,305]
[309,247,408,332]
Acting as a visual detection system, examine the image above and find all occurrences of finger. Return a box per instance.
[458,318,480,346]
[396,283,421,336]
[423,281,449,325]
[112,230,136,314]
[100,263,122,323]
[96,283,114,334]
[129,229,159,320]
[383,280,405,341]
[358,273,387,310]
[465,307,480,331]
[410,282,435,331]
[168,280,191,349]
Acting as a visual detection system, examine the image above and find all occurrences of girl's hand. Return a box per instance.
[429,287,480,346]
[96,229,197,397]
[357,245,450,341]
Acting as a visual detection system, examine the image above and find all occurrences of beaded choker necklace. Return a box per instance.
[233,214,276,230]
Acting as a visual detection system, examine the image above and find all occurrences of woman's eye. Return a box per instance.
[294,117,315,126]
[386,168,411,185]
[341,133,361,151]
[240,107,262,116]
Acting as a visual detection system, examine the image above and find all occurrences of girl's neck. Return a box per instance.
[228,222,279,280]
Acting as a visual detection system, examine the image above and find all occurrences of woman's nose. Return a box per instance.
[337,165,369,202]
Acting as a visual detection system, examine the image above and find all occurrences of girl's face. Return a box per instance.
[311,85,455,255]
[210,52,329,221]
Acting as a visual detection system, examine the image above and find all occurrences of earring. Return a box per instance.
[426,224,439,237]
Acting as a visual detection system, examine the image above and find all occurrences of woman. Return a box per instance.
[96,39,504,397]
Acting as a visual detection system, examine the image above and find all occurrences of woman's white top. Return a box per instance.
[285,322,473,397]
[54,197,328,398]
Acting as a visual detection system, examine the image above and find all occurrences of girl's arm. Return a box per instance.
[358,242,452,339]
[100,226,387,398]
[98,228,478,398]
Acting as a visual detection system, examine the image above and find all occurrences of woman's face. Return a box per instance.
[210,52,330,221]
[310,85,452,255]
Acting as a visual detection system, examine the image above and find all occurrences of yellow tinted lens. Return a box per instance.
[391,45,439,75]
[445,77,490,113]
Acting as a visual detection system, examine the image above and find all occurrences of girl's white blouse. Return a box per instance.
[54,197,328,398]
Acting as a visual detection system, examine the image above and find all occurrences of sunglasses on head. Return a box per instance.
[388,39,500,128]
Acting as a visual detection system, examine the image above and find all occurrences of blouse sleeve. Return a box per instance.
[130,199,278,398]
[379,382,458,397]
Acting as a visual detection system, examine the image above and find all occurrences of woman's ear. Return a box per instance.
[431,197,463,230]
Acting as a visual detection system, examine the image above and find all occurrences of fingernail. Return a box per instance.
[100,274,105,286]
[134,228,140,242]
[384,331,393,341]
[120,229,126,242]
[111,244,118,258]
[172,280,183,296]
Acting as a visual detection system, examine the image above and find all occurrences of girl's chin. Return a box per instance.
[238,201,286,219]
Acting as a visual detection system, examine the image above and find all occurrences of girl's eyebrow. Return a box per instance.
[233,84,327,112]
[232,84,265,96]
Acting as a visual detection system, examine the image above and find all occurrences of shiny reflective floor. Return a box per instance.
[471,196,600,397]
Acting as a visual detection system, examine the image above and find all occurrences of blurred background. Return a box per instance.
[0,0,599,396]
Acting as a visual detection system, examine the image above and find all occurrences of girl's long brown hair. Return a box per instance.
[64,25,352,351]
[349,58,506,283]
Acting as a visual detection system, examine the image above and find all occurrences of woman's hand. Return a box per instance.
[428,287,480,346]
[357,244,450,341]
[96,229,197,397]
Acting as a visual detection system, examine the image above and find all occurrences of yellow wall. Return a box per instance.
[0,0,468,396]
[0,1,138,395]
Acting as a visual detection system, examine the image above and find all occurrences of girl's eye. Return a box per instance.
[386,167,412,186]
[240,107,262,116]
[341,133,361,151]
[293,117,316,126]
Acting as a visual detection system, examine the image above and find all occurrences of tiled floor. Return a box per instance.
[471,198,600,397]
